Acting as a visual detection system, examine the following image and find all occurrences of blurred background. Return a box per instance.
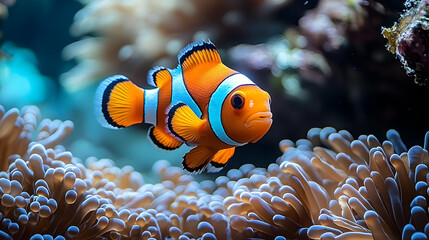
[0,0,427,179]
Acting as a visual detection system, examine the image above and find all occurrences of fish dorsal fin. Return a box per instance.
[178,40,221,71]
[147,67,172,87]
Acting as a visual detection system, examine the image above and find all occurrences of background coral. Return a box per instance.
[1,105,429,239]
[0,0,15,19]
[224,0,428,163]
[61,0,292,91]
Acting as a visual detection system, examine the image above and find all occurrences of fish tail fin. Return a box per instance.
[95,75,144,129]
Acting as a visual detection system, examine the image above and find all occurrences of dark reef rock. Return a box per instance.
[383,0,429,86]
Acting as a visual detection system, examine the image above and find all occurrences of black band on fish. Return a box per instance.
[167,102,187,142]
[208,73,254,146]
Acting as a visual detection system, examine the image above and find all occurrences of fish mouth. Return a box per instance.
[245,112,273,127]
[245,112,273,143]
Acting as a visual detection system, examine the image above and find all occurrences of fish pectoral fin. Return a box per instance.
[167,103,204,144]
[207,148,235,173]
[182,146,216,174]
[148,126,183,150]
[147,67,171,88]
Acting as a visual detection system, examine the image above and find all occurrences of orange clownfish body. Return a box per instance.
[95,40,272,173]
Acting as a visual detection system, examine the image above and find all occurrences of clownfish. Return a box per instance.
[95,40,272,173]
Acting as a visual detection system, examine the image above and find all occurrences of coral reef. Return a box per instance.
[61,0,292,91]
[1,104,429,239]
[298,0,369,51]
[382,0,429,86]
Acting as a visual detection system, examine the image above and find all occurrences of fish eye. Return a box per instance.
[231,93,245,110]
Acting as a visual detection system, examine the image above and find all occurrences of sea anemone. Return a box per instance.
[1,105,428,239]
[0,105,235,239]
[214,127,428,239]
[0,105,73,170]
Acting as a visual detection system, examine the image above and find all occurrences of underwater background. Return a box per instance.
[1,0,428,177]
[1,0,429,239]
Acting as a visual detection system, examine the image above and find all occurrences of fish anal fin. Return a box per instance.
[182,146,216,173]
[148,126,183,150]
[178,40,221,71]
[207,148,235,173]
[148,67,171,88]
[167,103,204,144]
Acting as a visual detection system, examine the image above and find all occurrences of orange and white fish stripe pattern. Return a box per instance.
[95,40,272,173]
